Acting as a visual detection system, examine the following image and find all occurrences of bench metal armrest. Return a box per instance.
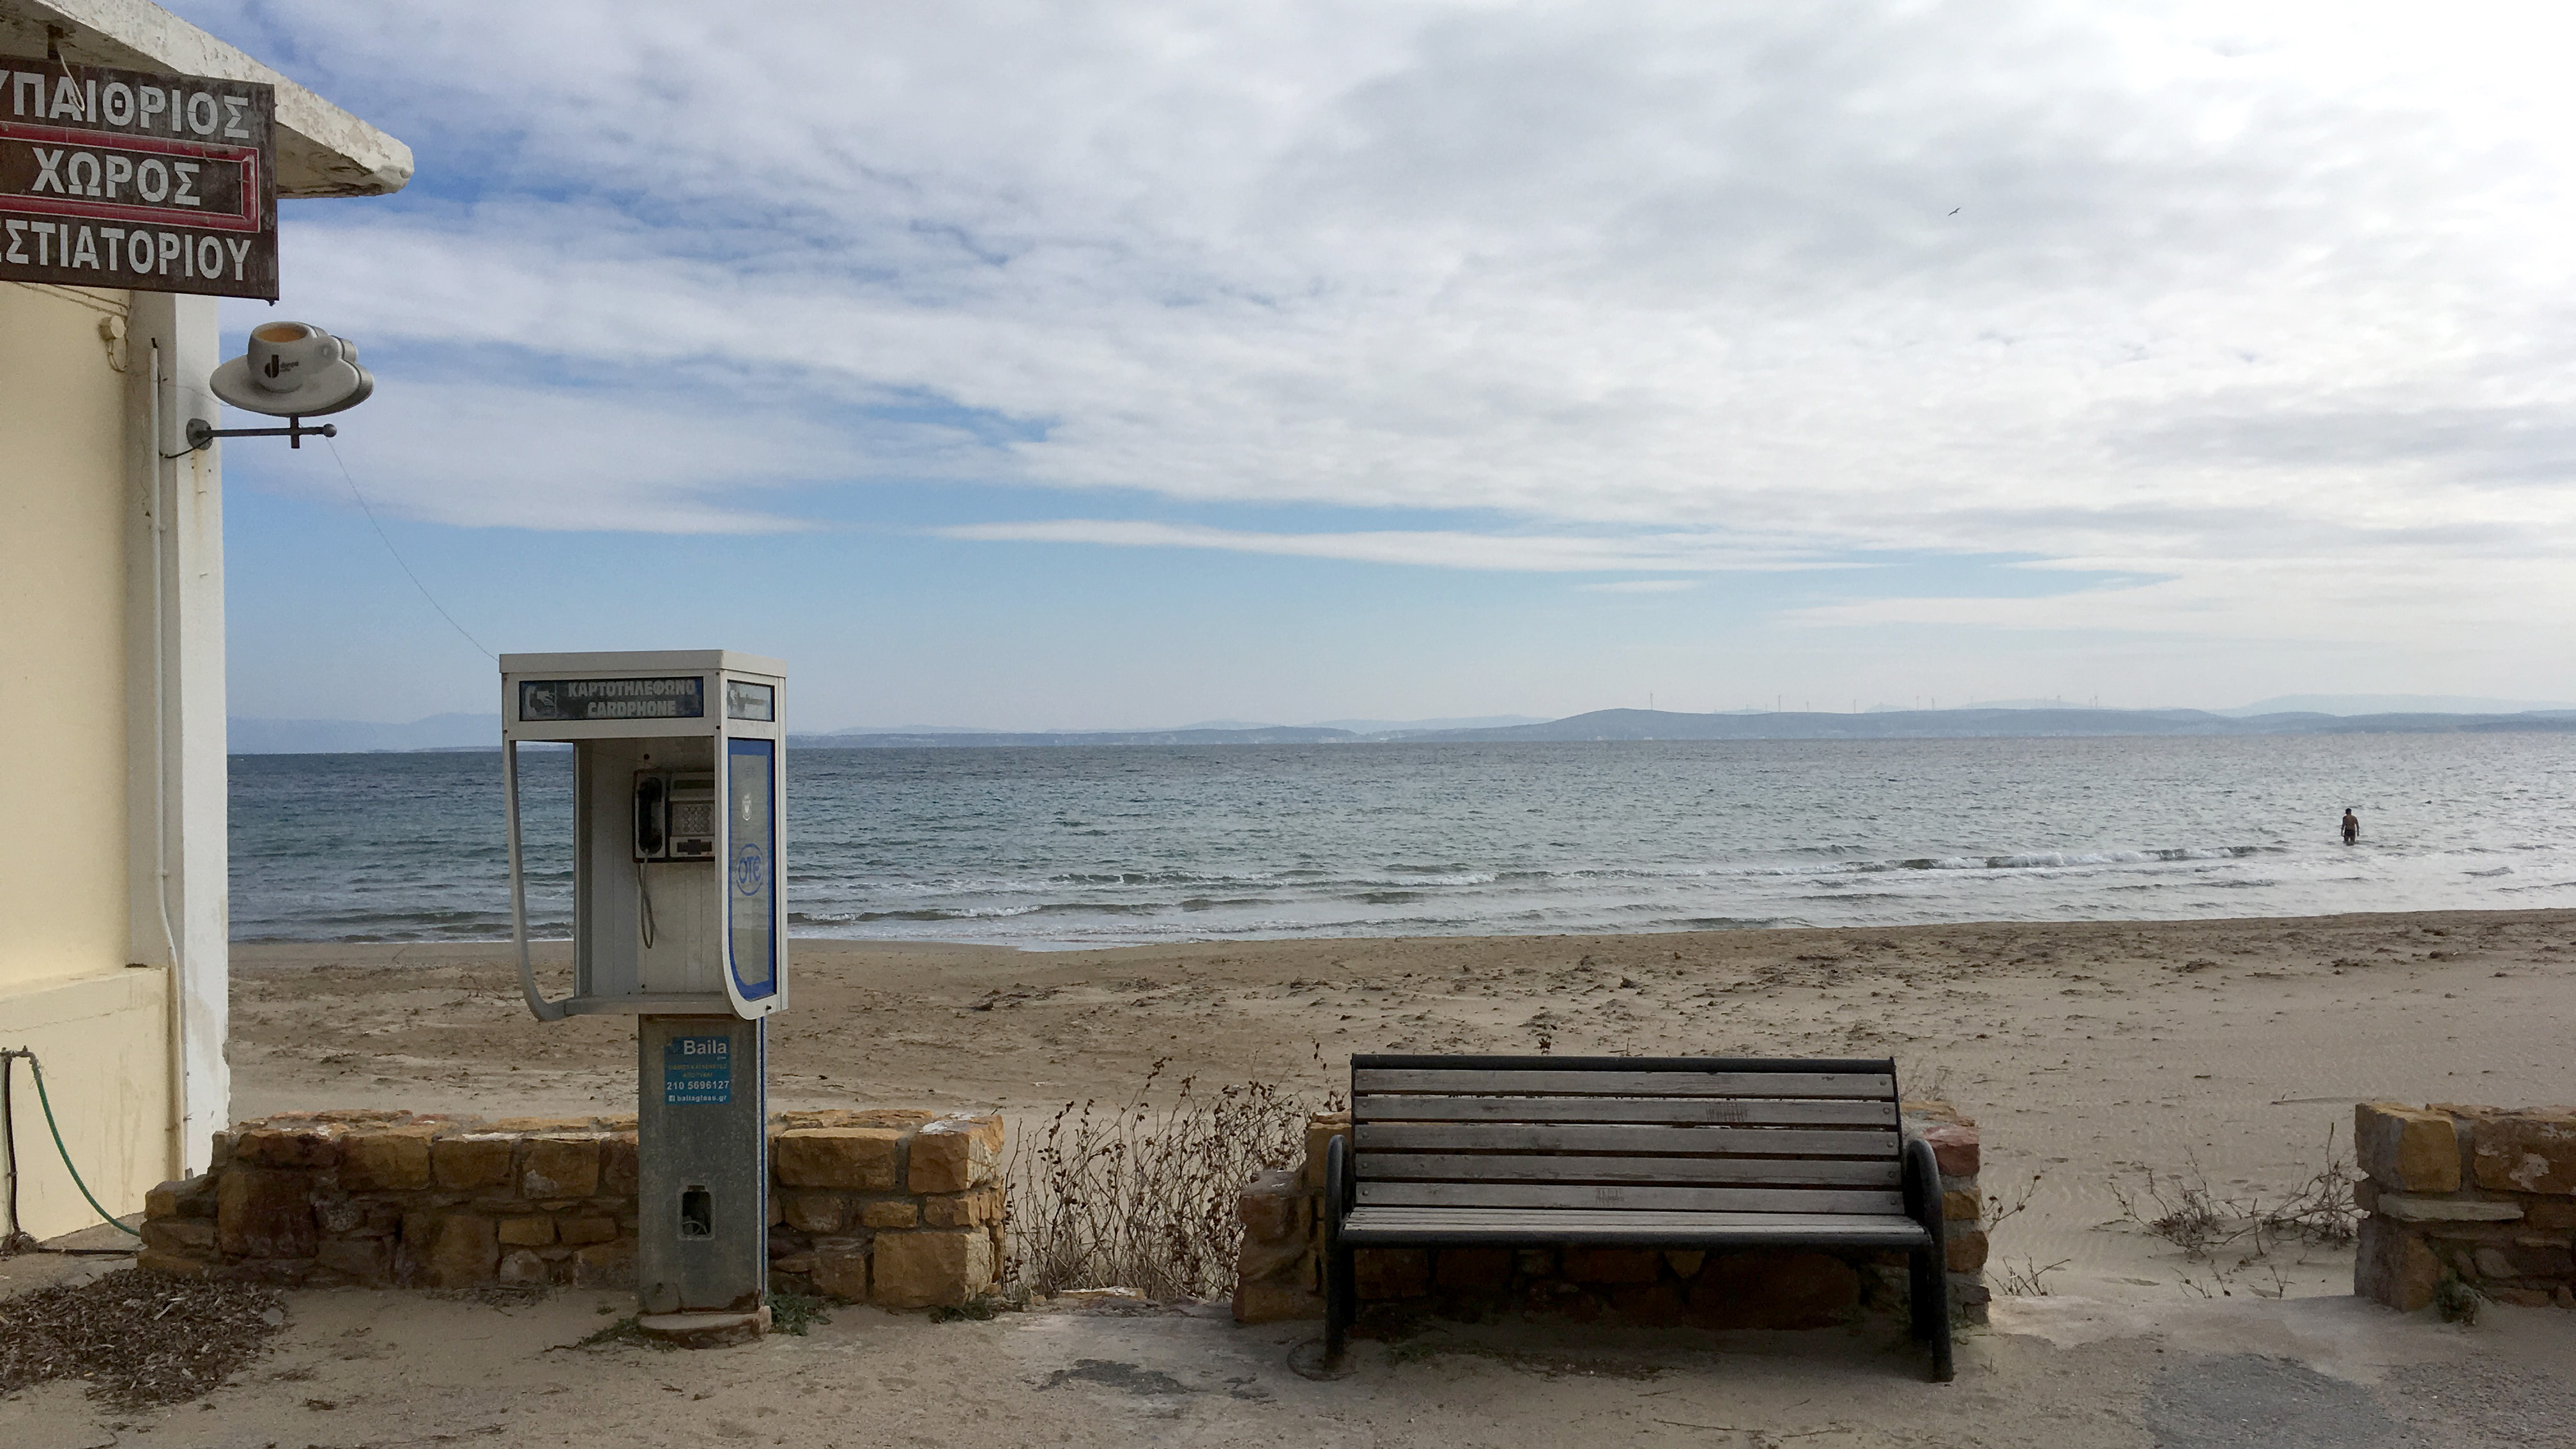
[1324,1131,1353,1223]
[1902,1135,1945,1240]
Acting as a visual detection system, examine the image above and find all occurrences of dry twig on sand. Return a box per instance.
[2104,1130,2363,1296]
[0,1268,284,1406]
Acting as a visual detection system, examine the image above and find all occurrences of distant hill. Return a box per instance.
[231,702,2576,754]
[805,725,1359,747]
[1397,707,2576,743]
[230,713,499,754]
[2216,694,2576,717]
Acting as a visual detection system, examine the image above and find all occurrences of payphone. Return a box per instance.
[500,650,786,1344]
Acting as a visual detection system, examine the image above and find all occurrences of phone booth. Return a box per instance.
[500,650,786,1344]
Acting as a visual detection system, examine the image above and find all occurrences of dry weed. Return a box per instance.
[2104,1129,2363,1296]
[1004,1061,1320,1301]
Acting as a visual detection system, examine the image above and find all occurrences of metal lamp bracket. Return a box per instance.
[171,417,338,457]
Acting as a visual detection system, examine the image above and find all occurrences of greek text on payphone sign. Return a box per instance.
[518,677,704,722]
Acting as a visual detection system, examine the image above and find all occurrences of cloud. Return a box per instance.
[185,1,2576,645]
[1577,579,1698,594]
[931,519,1841,572]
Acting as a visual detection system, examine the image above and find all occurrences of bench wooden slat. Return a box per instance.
[1340,1206,1933,1248]
[1357,1122,1898,1158]
[1357,1181,1906,1214]
[1356,1068,1896,1099]
[1356,1094,1896,1127]
[1360,1152,1903,1188]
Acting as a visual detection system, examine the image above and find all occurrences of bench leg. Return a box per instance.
[1910,1246,1952,1381]
[1322,1234,1351,1367]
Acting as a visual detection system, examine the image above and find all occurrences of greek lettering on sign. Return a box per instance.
[0,56,275,298]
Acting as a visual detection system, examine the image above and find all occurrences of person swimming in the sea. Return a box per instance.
[2342,808,2359,845]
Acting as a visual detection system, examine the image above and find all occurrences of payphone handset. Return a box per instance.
[498,650,787,1022]
[634,772,716,861]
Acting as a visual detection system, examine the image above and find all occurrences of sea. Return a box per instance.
[226,733,2576,948]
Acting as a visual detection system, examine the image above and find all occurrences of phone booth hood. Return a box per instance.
[501,650,787,1021]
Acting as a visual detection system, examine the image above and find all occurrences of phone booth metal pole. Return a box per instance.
[499,650,787,1346]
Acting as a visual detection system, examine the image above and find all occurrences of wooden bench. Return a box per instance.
[1322,1053,1951,1379]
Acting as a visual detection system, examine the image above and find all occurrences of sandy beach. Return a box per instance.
[12,907,2576,1448]
[226,907,2576,1301]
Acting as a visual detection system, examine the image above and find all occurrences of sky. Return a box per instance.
[186,1,2576,732]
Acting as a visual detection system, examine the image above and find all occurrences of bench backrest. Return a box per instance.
[1349,1054,1906,1216]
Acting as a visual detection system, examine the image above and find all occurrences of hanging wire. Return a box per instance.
[323,437,494,660]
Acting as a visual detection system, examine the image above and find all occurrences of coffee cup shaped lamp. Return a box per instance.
[187,322,376,452]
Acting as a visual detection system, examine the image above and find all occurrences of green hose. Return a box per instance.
[9,1050,143,1239]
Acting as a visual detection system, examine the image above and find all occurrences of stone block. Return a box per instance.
[218,1169,318,1260]
[558,1216,620,1246]
[812,1238,871,1301]
[1689,1251,1862,1330]
[871,1230,993,1309]
[782,1191,848,1234]
[492,1116,592,1132]
[340,1124,440,1192]
[2488,1285,2555,1307]
[1609,1280,1691,1326]
[2528,1199,2576,1230]
[1942,1190,1980,1224]
[1301,1113,1352,1192]
[859,1199,918,1229]
[600,1133,640,1196]
[1434,1246,1515,1290]
[2380,1195,2523,1223]
[909,1115,1004,1194]
[1353,1247,1430,1300]
[236,1126,341,1170]
[498,1248,550,1284]
[2471,1112,2576,1195]
[146,1174,217,1221]
[425,1213,498,1288]
[2356,1103,2463,1193]
[2495,1239,2574,1279]
[2356,1217,2441,1312]
[774,1128,903,1190]
[572,1239,635,1289]
[315,1236,392,1285]
[137,1249,211,1279]
[433,1135,517,1192]
[1664,1250,1706,1278]
[142,1218,216,1257]
[1562,1246,1663,1284]
[1232,1278,1324,1322]
[523,1136,601,1198]
[1917,1123,1979,1177]
[498,1216,556,1246]
[1237,1229,1308,1284]
[1945,1227,1989,1274]
[919,1190,986,1229]
[1238,1169,1303,1240]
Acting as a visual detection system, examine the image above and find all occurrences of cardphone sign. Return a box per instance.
[0,57,277,298]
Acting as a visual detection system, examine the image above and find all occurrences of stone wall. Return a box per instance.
[139,1107,1004,1310]
[1232,1101,1986,1330]
[2353,1101,2576,1312]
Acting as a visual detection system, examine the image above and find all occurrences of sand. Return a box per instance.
[11,907,2576,1446]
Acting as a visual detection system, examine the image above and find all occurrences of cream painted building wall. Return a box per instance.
[0,281,178,1239]
[0,0,411,1243]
